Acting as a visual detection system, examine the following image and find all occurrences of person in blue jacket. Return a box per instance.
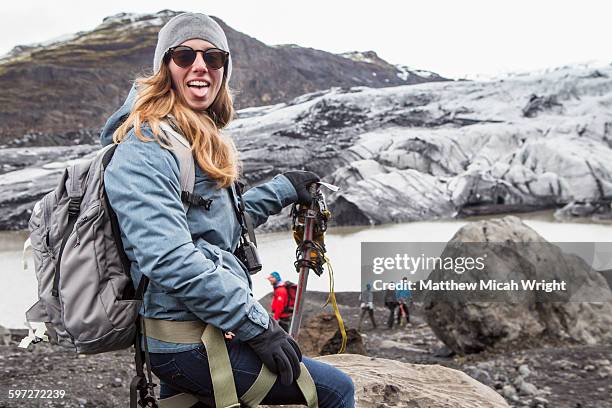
[101,12,354,408]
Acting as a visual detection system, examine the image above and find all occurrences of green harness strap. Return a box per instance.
[145,319,318,408]
[239,364,277,407]
[158,392,200,408]
[240,362,317,408]
[296,363,318,408]
[202,325,241,408]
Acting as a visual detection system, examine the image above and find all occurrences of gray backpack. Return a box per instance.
[21,122,196,354]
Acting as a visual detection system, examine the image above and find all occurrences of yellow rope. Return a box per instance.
[322,255,347,354]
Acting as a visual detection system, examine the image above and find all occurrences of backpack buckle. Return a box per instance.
[181,191,212,210]
[195,196,213,210]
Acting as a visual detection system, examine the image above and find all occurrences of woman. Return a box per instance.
[100,12,354,408]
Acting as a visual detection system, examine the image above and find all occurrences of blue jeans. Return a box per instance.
[149,337,355,408]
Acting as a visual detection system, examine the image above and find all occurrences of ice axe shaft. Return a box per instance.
[289,206,316,340]
[288,181,338,341]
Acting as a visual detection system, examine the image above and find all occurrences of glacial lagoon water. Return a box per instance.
[1,211,611,329]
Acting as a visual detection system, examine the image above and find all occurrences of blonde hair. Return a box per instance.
[113,63,238,188]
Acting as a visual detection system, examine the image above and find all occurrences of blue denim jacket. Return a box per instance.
[100,87,297,352]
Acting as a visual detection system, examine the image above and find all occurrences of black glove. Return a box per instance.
[283,171,320,205]
[246,317,302,385]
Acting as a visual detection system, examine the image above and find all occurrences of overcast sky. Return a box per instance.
[1,0,610,79]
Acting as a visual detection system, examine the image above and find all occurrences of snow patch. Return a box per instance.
[413,69,438,79]
[98,11,173,30]
[396,65,412,81]
[340,51,377,64]
[395,65,440,81]
[271,44,302,49]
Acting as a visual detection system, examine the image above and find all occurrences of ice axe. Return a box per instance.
[289,182,346,349]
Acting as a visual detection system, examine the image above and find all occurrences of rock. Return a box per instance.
[502,384,518,399]
[518,364,531,377]
[432,344,456,357]
[464,366,492,386]
[320,328,365,356]
[423,216,612,354]
[530,396,549,407]
[513,375,525,388]
[555,200,612,220]
[263,354,509,408]
[494,373,508,384]
[519,381,538,396]
[298,313,367,356]
[552,359,575,370]
[0,324,11,346]
[583,364,596,371]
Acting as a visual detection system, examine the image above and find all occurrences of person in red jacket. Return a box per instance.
[267,271,292,331]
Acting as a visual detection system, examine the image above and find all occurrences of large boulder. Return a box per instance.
[263,354,509,408]
[423,216,612,354]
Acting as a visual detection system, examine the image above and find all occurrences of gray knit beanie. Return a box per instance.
[153,12,232,82]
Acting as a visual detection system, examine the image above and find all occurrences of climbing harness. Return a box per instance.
[143,319,318,408]
[289,182,347,353]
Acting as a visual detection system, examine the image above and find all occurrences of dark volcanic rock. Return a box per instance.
[299,313,367,357]
[320,329,365,356]
[423,216,612,354]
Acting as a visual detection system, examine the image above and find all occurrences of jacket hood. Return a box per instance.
[99,84,137,146]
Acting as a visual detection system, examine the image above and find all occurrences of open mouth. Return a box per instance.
[187,80,210,89]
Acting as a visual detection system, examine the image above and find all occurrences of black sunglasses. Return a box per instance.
[165,46,229,70]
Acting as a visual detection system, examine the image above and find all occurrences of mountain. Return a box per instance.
[0,10,448,147]
[1,64,611,230]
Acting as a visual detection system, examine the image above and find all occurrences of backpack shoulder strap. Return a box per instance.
[159,121,196,213]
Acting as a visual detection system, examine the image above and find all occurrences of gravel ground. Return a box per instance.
[1,294,610,408]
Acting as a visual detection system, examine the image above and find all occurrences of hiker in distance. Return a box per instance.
[396,277,411,326]
[267,272,295,332]
[384,287,399,329]
[101,12,354,408]
[357,283,377,331]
